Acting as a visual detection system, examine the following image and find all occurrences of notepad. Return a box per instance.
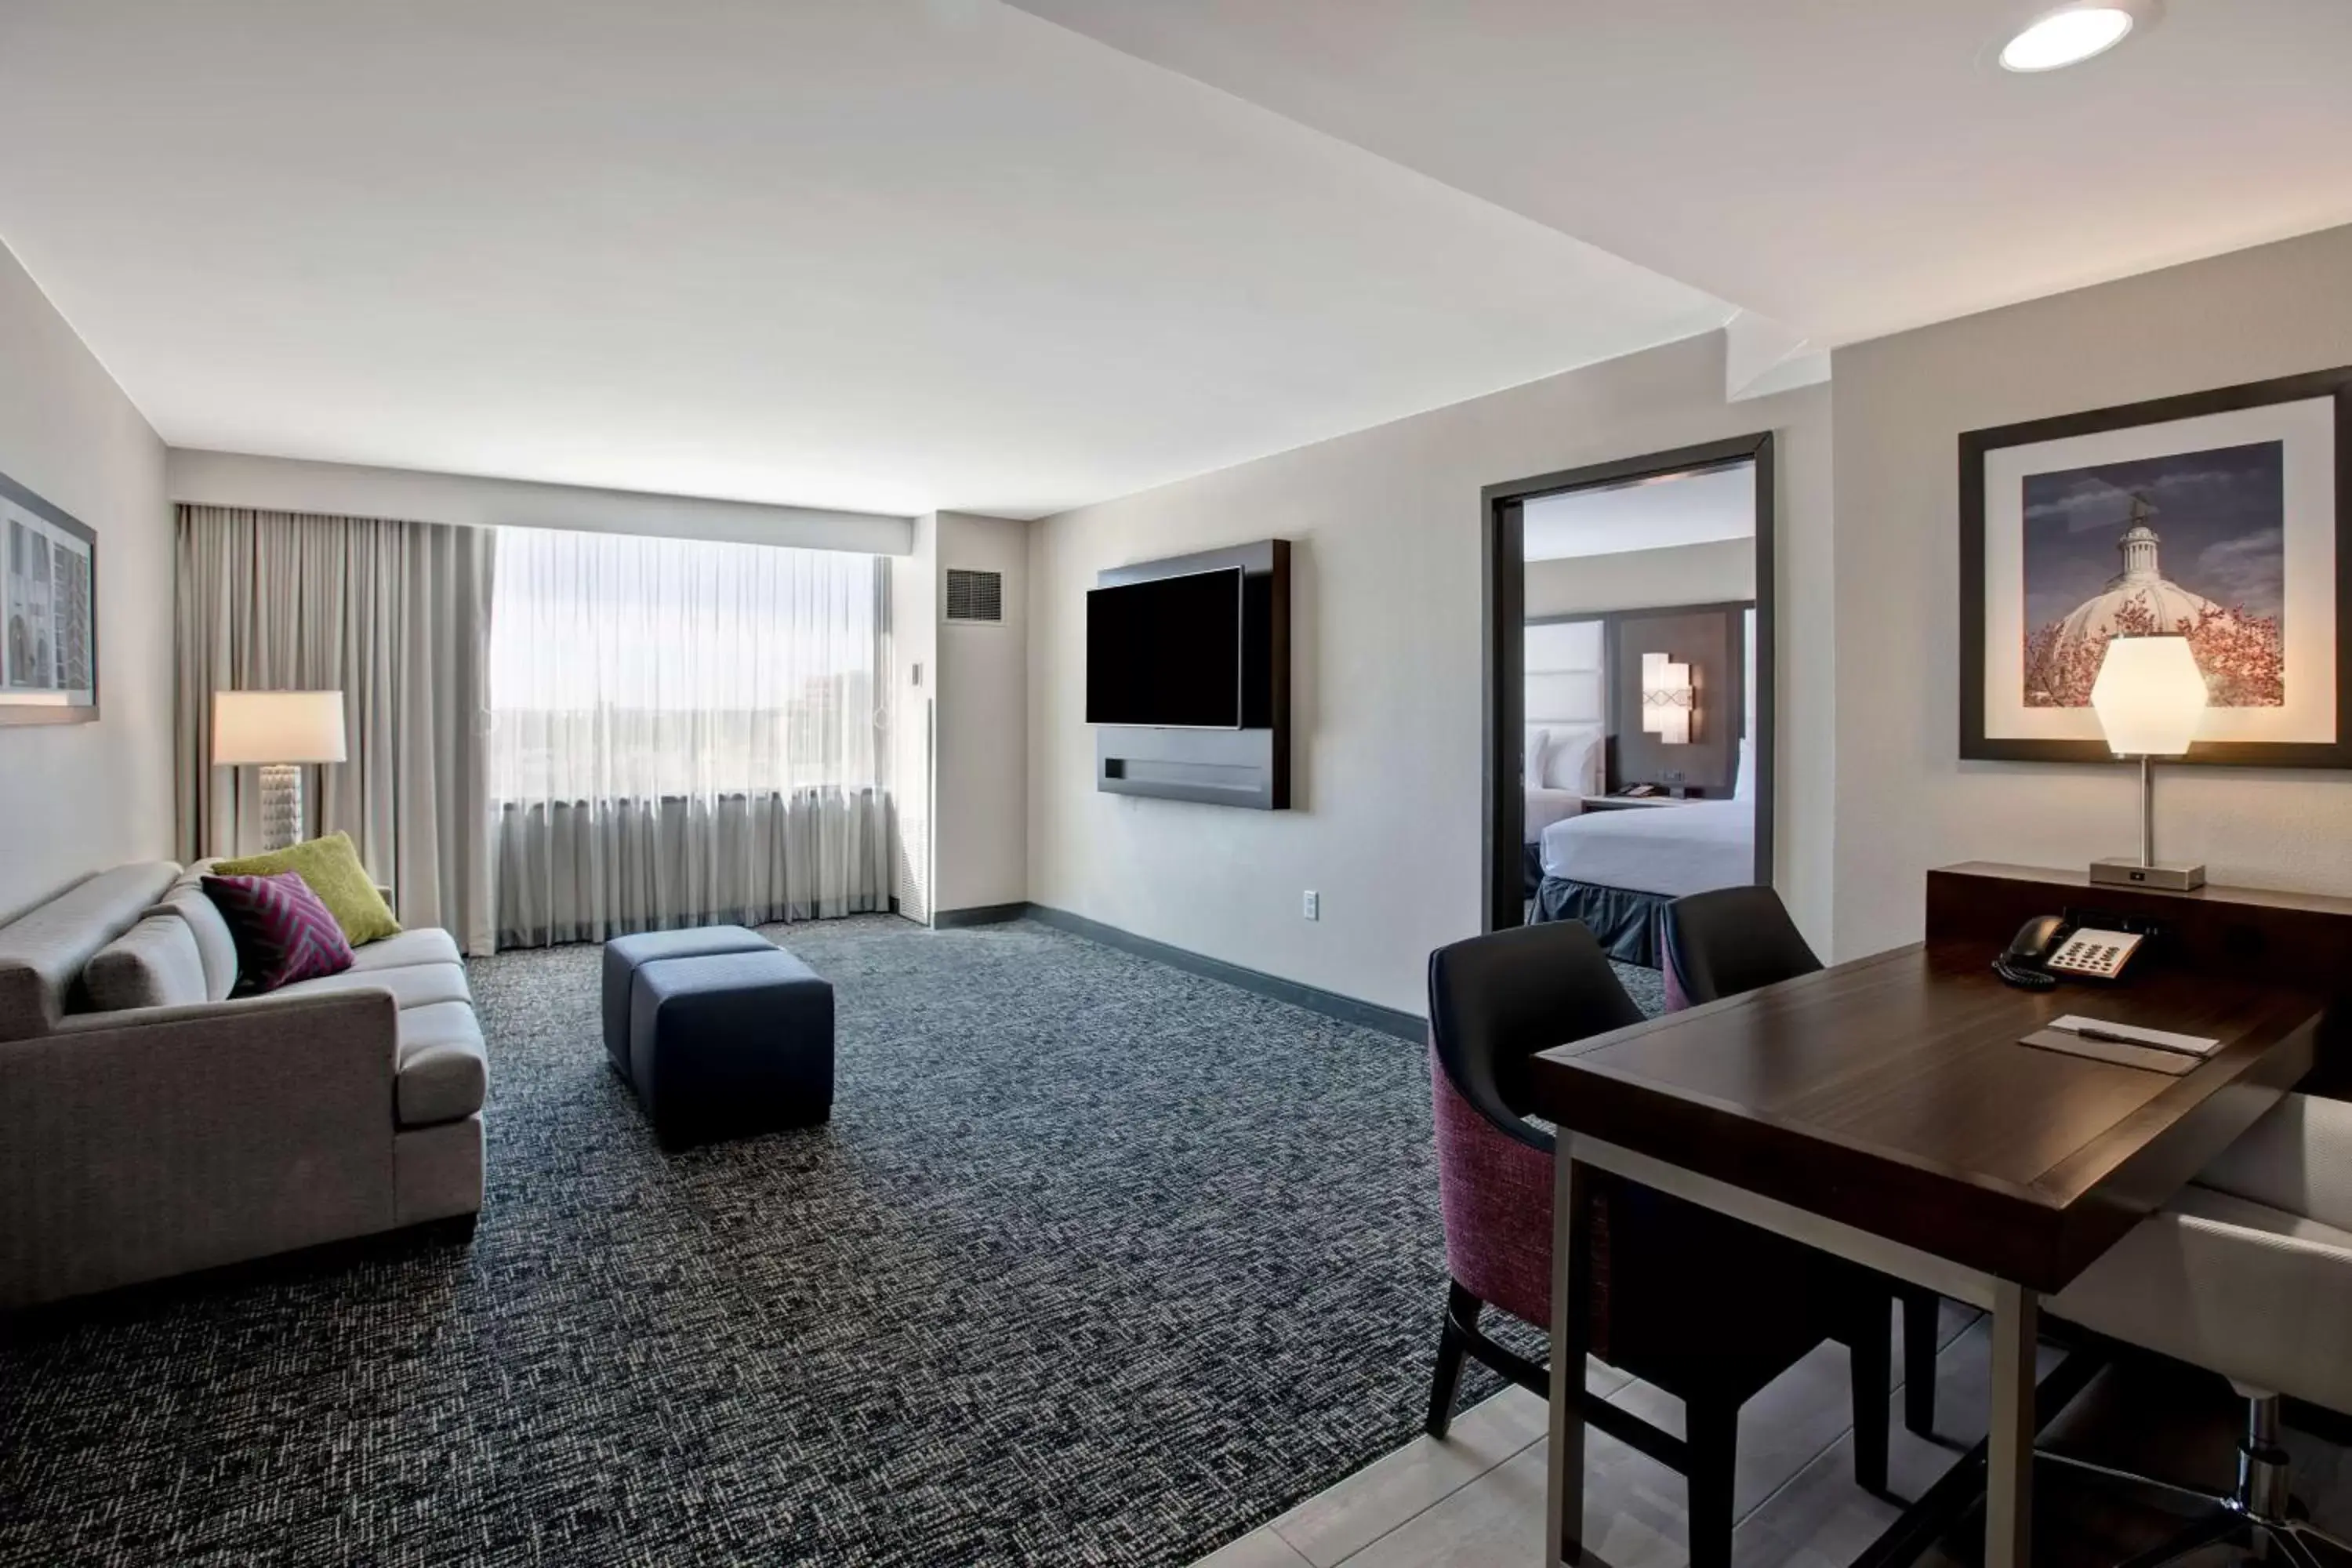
[2049,1014,2222,1058]
[2020,1028,2198,1075]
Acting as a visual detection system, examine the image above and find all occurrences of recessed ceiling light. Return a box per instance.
[2000,6,2136,71]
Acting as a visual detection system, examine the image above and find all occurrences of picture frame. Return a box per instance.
[1960,365,2352,767]
[1,466,99,726]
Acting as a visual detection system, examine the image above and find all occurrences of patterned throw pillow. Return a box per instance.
[202,872,356,994]
[212,832,402,947]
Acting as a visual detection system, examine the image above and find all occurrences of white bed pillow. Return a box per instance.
[1541,726,1604,795]
[1523,728,1551,788]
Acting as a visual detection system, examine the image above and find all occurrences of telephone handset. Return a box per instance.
[1994,912,2151,990]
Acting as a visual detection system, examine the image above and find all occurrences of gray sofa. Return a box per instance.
[0,859,486,1309]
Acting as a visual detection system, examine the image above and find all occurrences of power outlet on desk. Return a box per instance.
[1302,891,1319,921]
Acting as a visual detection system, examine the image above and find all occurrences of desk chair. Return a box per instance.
[2049,1093,2352,1568]
[1425,920,1894,1568]
[1661,885,1945,1440]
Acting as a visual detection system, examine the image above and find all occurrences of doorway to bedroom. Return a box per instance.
[1481,436,1773,971]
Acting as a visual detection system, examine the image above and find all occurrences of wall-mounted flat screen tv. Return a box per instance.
[1086,566,1244,728]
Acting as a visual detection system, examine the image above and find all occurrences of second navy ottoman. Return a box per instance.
[601,924,775,1083]
[627,948,835,1148]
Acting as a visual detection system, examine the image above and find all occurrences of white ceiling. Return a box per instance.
[1522,463,1754,562]
[0,0,1731,519]
[1007,0,2352,349]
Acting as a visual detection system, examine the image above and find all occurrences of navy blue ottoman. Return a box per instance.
[627,948,834,1147]
[601,924,775,1083]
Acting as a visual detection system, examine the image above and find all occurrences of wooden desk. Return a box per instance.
[1524,864,2344,1568]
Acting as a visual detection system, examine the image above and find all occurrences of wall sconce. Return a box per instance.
[1641,652,1693,745]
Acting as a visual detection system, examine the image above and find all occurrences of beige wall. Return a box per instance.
[1831,223,2352,960]
[0,241,172,920]
[931,512,1029,915]
[1029,332,1833,1017]
[1525,536,1754,619]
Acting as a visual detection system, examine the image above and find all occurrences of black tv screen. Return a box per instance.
[1086,568,1244,728]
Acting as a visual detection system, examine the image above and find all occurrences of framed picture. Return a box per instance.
[1,466,99,726]
[1961,365,2352,767]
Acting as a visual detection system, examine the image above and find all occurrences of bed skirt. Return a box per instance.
[1523,844,1545,898]
[1531,876,1668,967]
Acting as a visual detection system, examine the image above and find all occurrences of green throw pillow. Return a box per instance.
[212,832,403,947]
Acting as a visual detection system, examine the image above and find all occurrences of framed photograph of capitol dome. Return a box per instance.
[1961,365,2352,767]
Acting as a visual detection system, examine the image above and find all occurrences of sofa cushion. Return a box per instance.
[395,1000,488,1125]
[270,960,471,1011]
[347,927,461,974]
[212,833,401,947]
[0,862,180,1040]
[204,873,355,993]
[82,913,212,1012]
[147,886,241,1002]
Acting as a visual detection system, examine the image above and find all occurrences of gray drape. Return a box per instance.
[494,789,889,949]
[173,505,497,955]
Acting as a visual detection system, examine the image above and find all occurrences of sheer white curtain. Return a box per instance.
[488,526,890,946]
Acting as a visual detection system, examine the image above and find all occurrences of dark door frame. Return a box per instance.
[1481,433,1778,936]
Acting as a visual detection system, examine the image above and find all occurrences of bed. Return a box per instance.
[1522,723,1603,894]
[1523,787,1586,894]
[1532,796,1756,965]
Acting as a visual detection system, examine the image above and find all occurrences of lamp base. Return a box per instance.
[2089,858,2205,892]
[258,763,304,852]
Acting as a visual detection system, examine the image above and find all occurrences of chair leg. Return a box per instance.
[1850,1301,1892,1496]
[1686,1397,1740,1568]
[1903,1288,1940,1437]
[1425,1280,1481,1439]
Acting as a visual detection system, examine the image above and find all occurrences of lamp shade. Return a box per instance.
[2089,636,2206,757]
[212,690,348,766]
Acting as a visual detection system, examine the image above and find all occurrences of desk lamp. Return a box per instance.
[2086,635,2207,891]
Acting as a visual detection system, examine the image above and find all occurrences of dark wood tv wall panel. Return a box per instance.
[1095,539,1290,810]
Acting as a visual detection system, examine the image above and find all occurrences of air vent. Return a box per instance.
[945,568,1004,624]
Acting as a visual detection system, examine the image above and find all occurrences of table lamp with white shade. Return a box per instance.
[212,690,347,851]
[2086,635,2208,891]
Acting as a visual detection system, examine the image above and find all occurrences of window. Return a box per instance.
[488,526,884,804]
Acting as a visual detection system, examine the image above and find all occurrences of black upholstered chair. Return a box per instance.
[1660,885,1944,1439]
[1425,921,1893,1568]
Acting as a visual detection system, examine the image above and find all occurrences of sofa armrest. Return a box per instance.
[0,989,400,1308]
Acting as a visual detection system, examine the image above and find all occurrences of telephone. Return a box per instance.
[1994,913,2151,990]
[1620,783,1665,798]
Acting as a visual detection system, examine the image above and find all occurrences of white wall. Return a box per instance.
[168,449,913,557]
[931,512,1029,914]
[1525,536,1754,619]
[888,514,939,922]
[0,241,172,920]
[1831,223,2352,959]
[1029,332,1833,1017]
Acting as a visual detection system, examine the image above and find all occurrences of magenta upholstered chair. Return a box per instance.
[1659,884,1943,1439]
[1426,920,1894,1568]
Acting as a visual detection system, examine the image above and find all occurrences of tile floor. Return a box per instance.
[1188,1305,2352,1568]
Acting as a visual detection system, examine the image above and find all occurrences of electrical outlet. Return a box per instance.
[1302,890,1319,921]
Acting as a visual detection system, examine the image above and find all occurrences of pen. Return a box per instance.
[2063,1024,2146,1046]
[2062,1022,2204,1054]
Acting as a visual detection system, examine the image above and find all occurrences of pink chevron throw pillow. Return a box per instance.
[202,871,356,993]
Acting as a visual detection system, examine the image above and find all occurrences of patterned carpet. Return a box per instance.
[0,916,1663,1567]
